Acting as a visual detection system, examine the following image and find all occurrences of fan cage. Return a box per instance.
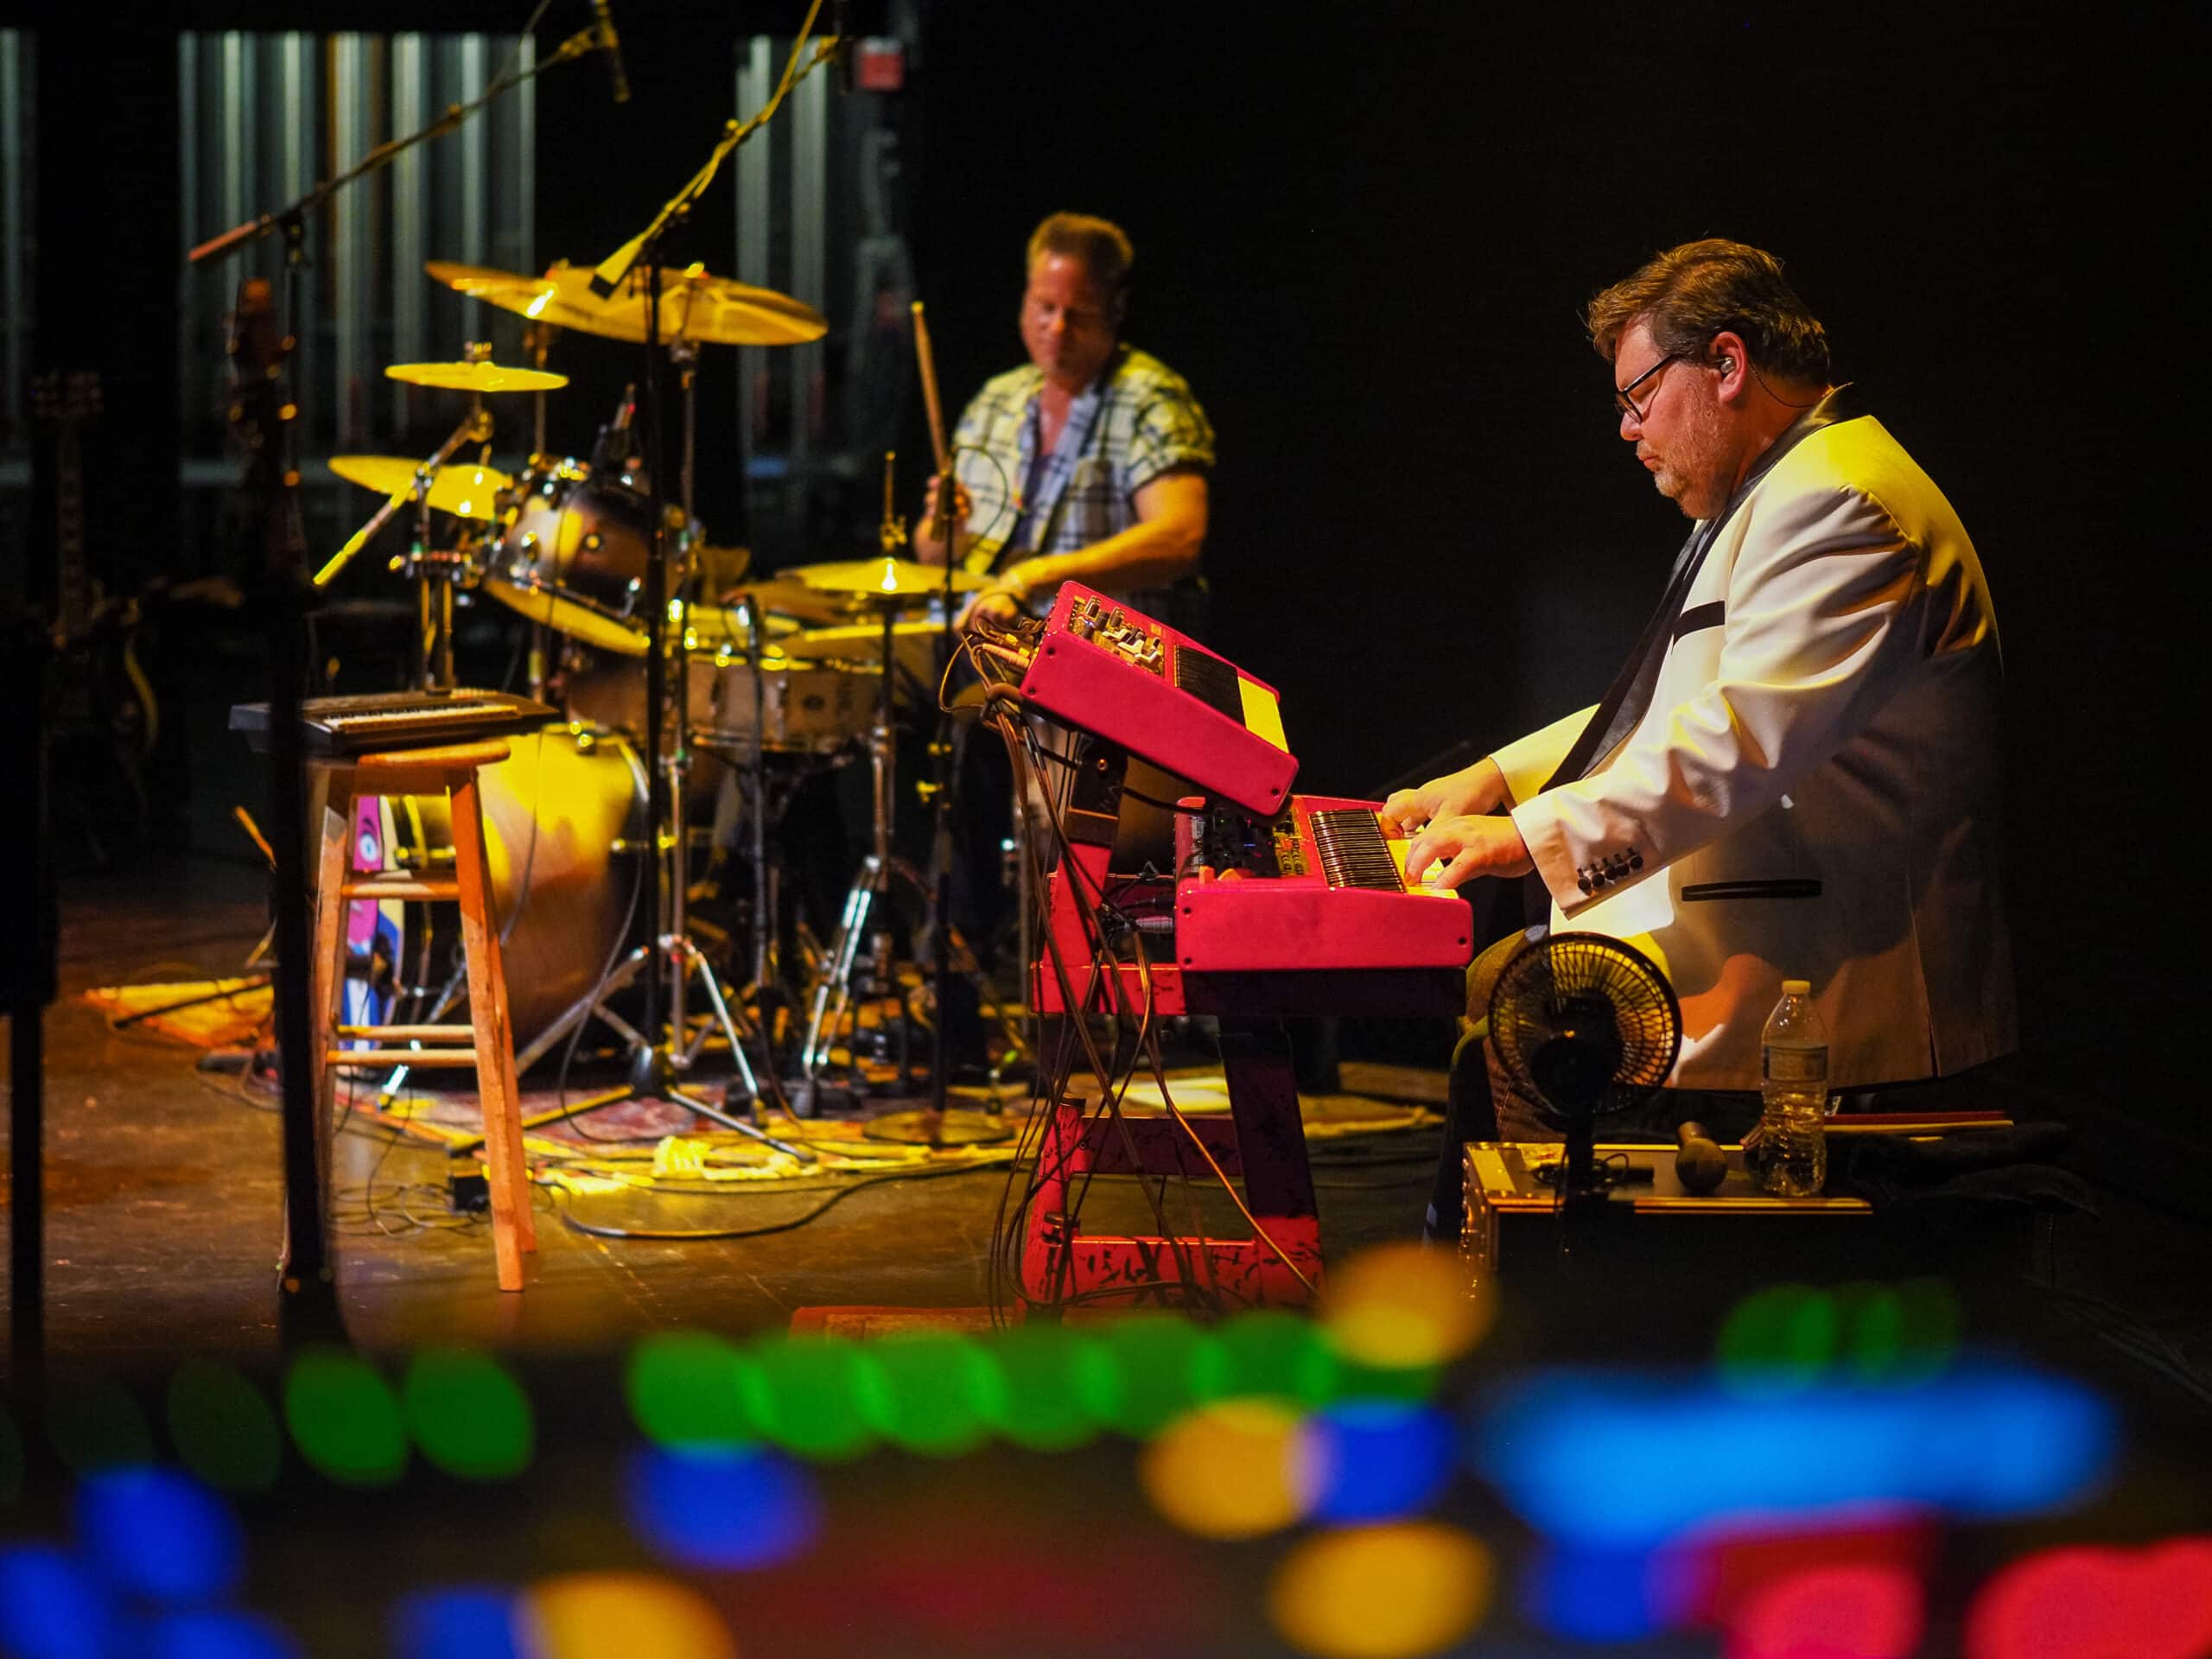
[1486,931,1681,1122]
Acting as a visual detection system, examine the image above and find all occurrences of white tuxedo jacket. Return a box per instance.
[1495,393,2016,1090]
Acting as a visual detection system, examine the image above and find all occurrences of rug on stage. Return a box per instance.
[83,976,273,1049]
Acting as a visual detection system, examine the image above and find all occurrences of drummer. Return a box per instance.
[915,213,1215,631]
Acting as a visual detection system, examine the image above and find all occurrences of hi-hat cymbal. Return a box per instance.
[385,359,569,393]
[792,557,983,598]
[705,575,865,630]
[427,258,829,348]
[677,604,802,650]
[327,454,512,521]
[773,620,947,663]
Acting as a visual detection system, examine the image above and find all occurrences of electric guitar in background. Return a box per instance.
[31,369,157,861]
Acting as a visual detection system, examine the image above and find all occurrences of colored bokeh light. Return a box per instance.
[1966,1535,2212,1659]
[624,1332,754,1450]
[741,1336,880,1461]
[74,1465,245,1605]
[1728,1562,1924,1659]
[139,1609,303,1659]
[282,1350,409,1487]
[982,1324,1113,1452]
[1520,1542,1690,1643]
[518,1572,736,1659]
[401,1349,535,1481]
[1718,1280,1961,1395]
[1717,1284,1840,1394]
[165,1361,283,1494]
[1267,1522,1494,1659]
[1293,1401,1455,1524]
[1090,1316,1224,1438]
[1478,1363,2115,1547]
[1321,1242,1493,1370]
[859,1334,1003,1457]
[622,1444,823,1571]
[46,1376,156,1474]
[0,1545,117,1659]
[391,1586,524,1659]
[1214,1309,1338,1406]
[1139,1399,1306,1539]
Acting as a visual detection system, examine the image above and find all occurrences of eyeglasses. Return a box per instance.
[1612,352,1685,423]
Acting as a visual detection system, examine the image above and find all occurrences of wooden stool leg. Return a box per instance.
[448,766,533,1289]
[304,779,355,1267]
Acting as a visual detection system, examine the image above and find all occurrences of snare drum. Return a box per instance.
[481,458,660,655]
[699,654,875,757]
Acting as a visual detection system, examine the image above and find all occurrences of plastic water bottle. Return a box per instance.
[1758,979,1828,1197]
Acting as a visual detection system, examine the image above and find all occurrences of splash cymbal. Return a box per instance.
[791,556,982,598]
[326,454,512,521]
[427,258,828,348]
[385,359,569,393]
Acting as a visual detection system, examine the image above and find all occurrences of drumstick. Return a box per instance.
[911,300,951,478]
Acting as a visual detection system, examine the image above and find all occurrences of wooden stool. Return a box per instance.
[308,740,535,1291]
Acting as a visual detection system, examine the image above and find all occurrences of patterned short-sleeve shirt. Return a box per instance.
[950,344,1215,576]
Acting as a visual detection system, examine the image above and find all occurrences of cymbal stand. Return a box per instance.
[797,584,928,1111]
[486,284,807,1163]
[522,318,559,701]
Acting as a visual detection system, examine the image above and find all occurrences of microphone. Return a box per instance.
[591,0,630,104]
[834,0,854,93]
[1674,1121,1728,1194]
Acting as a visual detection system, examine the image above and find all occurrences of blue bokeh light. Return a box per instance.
[1474,1362,2115,1547]
[390,1586,524,1659]
[141,1609,302,1659]
[0,1546,116,1659]
[622,1444,823,1571]
[1298,1401,1456,1523]
[1520,1542,1701,1643]
[75,1465,246,1605]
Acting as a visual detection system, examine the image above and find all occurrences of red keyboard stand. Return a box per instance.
[1020,747,1325,1309]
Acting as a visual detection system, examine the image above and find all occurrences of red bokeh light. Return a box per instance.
[1726,1562,1923,1659]
[1967,1536,2212,1659]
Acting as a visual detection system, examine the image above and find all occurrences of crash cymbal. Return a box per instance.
[326,454,512,521]
[427,258,829,348]
[773,620,947,662]
[385,359,569,393]
[791,556,983,598]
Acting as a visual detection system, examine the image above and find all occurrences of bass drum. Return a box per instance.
[353,726,647,1061]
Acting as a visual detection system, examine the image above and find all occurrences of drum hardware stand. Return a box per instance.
[467,208,812,1163]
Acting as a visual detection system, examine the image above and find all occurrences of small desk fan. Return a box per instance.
[1486,931,1681,1200]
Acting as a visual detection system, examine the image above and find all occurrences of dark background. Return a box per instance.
[8,2,2195,1183]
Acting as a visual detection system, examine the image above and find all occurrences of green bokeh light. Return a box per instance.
[1091,1318,1224,1438]
[625,1332,755,1449]
[1332,1357,1441,1404]
[1211,1311,1338,1408]
[1717,1284,1839,1393]
[46,1376,156,1473]
[402,1348,535,1480]
[1885,1277,1961,1381]
[166,1360,283,1493]
[860,1335,1004,1457]
[741,1338,880,1462]
[984,1325,1112,1452]
[283,1350,409,1486]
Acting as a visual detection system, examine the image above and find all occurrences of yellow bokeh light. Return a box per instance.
[1267,1522,1493,1659]
[1138,1400,1306,1539]
[518,1572,737,1659]
[1320,1243,1494,1370]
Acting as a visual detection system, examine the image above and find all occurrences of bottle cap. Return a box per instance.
[1782,978,1811,995]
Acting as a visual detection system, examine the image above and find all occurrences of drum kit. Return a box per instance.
[320,253,1007,1129]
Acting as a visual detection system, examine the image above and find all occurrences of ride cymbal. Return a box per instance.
[385,360,569,393]
[327,454,512,521]
[791,556,982,598]
[427,258,828,348]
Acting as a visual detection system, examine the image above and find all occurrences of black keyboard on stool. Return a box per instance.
[229,689,563,756]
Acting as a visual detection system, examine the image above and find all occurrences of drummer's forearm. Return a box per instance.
[1002,480,1206,599]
